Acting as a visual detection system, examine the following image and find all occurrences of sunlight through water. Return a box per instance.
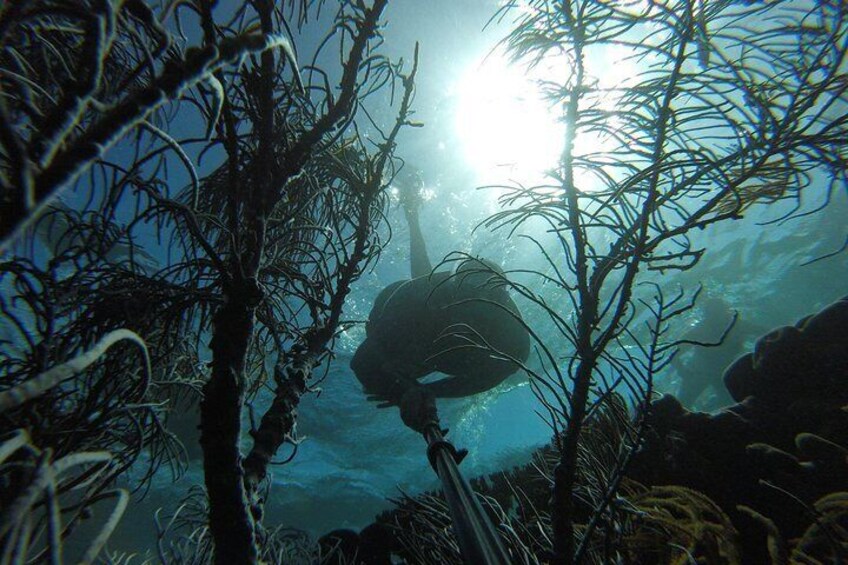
[454,51,564,184]
[453,44,640,196]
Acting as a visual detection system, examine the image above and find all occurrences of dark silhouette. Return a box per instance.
[351,181,531,406]
[0,2,414,562]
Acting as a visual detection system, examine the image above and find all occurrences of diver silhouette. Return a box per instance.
[351,176,531,422]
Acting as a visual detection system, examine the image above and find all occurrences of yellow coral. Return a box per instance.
[791,492,848,564]
[623,485,741,564]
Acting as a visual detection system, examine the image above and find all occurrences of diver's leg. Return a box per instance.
[406,210,432,279]
[400,181,431,278]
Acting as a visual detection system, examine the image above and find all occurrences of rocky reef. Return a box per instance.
[630,295,848,562]
[324,297,848,563]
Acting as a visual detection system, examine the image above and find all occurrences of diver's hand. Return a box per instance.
[399,386,437,433]
[365,392,398,409]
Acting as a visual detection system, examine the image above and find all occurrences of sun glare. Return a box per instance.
[453,45,640,195]
[454,52,564,183]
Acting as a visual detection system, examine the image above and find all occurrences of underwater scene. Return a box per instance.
[1,0,847,563]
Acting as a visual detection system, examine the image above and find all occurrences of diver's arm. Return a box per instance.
[423,372,508,398]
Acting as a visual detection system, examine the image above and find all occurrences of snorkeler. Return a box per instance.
[350,174,531,419]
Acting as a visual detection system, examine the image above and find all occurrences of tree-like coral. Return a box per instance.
[485,1,848,560]
[1,1,418,562]
[0,0,300,253]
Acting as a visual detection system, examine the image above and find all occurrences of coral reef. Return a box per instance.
[629,296,848,562]
[340,297,848,564]
[620,485,740,564]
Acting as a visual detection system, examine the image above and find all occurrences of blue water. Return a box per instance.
[3,0,847,559]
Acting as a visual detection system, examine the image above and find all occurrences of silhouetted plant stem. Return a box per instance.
[243,41,420,516]
[548,4,692,562]
[549,2,590,560]
[197,3,391,561]
[201,290,261,563]
[1,1,410,561]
